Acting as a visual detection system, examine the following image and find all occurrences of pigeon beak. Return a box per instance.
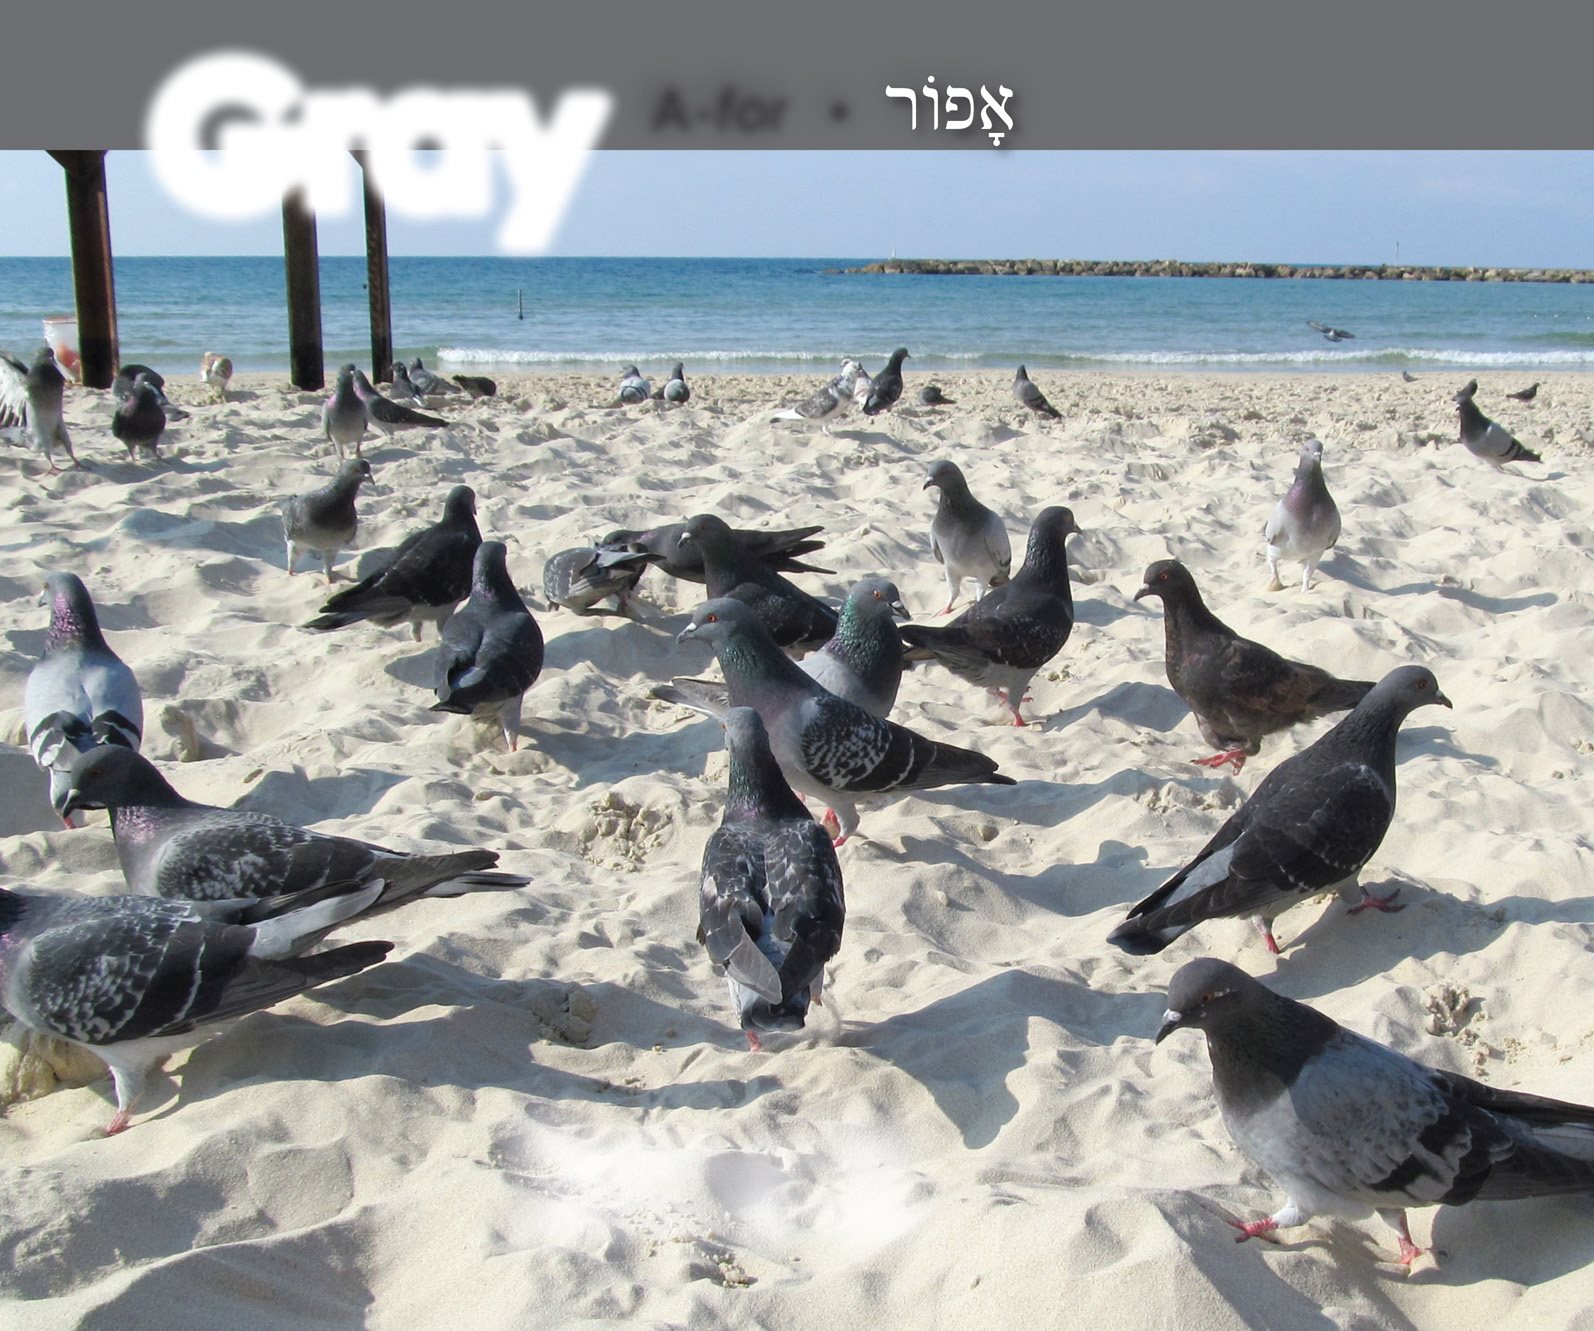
[1154,1009,1185,1044]
[890,599,910,621]
[1435,690,1453,709]
[1133,585,1152,602]
[675,622,698,645]
[677,531,694,548]
[58,789,85,818]
[922,479,934,491]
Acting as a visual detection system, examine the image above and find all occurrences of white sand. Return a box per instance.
[0,367,1592,1327]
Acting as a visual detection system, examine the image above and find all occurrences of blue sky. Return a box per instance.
[3,151,1593,267]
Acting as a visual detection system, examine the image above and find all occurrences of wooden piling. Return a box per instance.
[281,190,324,391]
[353,152,393,383]
[46,150,118,389]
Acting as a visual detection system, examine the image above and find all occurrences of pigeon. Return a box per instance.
[670,598,1015,843]
[918,384,954,407]
[798,576,910,718]
[617,365,652,405]
[0,345,77,471]
[62,745,529,909]
[770,359,860,430]
[924,459,1013,614]
[602,522,831,586]
[282,457,375,581]
[430,541,545,751]
[1134,559,1374,773]
[407,357,462,397]
[111,374,166,460]
[1264,438,1342,592]
[113,365,188,421]
[1013,365,1061,419]
[1507,382,1540,403]
[862,347,910,416]
[1455,381,1540,468]
[0,878,392,1133]
[901,506,1080,726]
[389,362,429,404]
[24,572,143,824]
[1155,957,1594,1269]
[1401,371,1418,383]
[656,363,690,404]
[679,513,838,653]
[305,484,481,640]
[1308,321,1355,342]
[451,374,498,399]
[543,544,651,617]
[850,362,874,410]
[352,368,447,439]
[1108,665,1451,956]
[322,365,369,458]
[699,708,846,1050]
[200,352,233,402]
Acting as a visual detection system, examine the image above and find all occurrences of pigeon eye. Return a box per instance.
[873,590,883,600]
[705,614,718,624]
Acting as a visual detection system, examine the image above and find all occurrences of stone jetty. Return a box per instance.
[844,258,1594,283]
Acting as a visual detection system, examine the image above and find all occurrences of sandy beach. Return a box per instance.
[1,365,1592,1328]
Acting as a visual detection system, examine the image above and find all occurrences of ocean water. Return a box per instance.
[1,255,1591,375]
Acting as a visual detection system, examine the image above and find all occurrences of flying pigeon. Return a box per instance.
[305,484,481,639]
[200,352,233,402]
[1264,438,1341,592]
[1308,321,1355,342]
[282,457,375,581]
[61,745,529,909]
[1156,957,1594,1269]
[352,369,447,439]
[0,878,392,1133]
[901,506,1079,726]
[670,598,1015,843]
[617,365,652,405]
[24,572,143,824]
[1455,380,1541,468]
[699,708,846,1050]
[0,346,77,472]
[1013,365,1061,419]
[542,544,651,617]
[656,363,690,404]
[798,576,910,718]
[918,384,954,407]
[1135,559,1374,772]
[1108,665,1451,956]
[1506,382,1539,403]
[111,374,166,460]
[407,357,462,397]
[430,541,545,750]
[770,360,861,431]
[679,513,838,653]
[862,347,910,416]
[602,522,829,587]
[450,374,498,399]
[323,365,369,459]
[924,459,1013,614]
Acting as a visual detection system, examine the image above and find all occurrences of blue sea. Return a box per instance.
[2,256,1592,375]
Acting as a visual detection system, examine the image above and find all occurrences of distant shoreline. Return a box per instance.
[844,258,1594,283]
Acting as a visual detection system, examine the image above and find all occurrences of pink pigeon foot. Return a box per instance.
[1227,1216,1279,1244]
[1348,886,1405,916]
[1193,749,1248,773]
[745,1031,763,1053]
[105,1110,131,1136]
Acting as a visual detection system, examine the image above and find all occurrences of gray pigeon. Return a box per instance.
[24,572,143,823]
[323,365,370,459]
[112,365,188,421]
[862,347,909,416]
[1507,382,1539,403]
[1264,439,1341,592]
[618,365,652,405]
[1013,365,1061,419]
[1135,558,1373,772]
[850,363,873,410]
[111,374,166,460]
[282,458,375,581]
[699,708,846,1050]
[602,522,830,586]
[1455,380,1541,468]
[1108,665,1451,956]
[901,507,1080,726]
[680,513,838,653]
[200,352,233,402]
[799,576,910,718]
[451,374,498,399]
[389,362,429,405]
[1156,957,1594,1268]
[542,544,651,617]
[918,384,954,407]
[408,357,461,397]
[1308,321,1355,342]
[352,369,447,439]
[657,363,690,404]
[0,346,77,471]
[0,878,391,1133]
[670,598,1015,843]
[305,484,481,639]
[431,541,545,750]
[770,360,861,431]
[924,459,1013,614]
[62,745,528,908]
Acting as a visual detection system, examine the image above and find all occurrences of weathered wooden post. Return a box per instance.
[352,151,393,383]
[281,189,325,391]
[46,150,119,389]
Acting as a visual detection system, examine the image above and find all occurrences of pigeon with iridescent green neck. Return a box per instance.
[799,576,910,718]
